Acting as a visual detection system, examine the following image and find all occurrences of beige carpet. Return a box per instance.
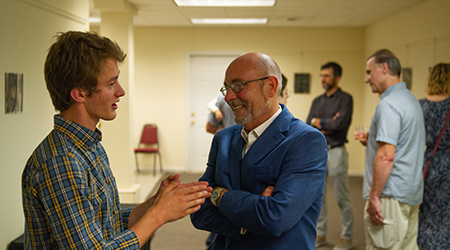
[150,173,210,250]
[149,173,366,250]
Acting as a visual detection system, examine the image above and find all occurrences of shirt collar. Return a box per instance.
[54,114,102,148]
[323,88,341,98]
[241,105,282,140]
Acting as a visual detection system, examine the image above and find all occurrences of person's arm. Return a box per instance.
[207,97,219,113]
[127,174,206,227]
[192,129,328,237]
[316,94,353,131]
[37,157,139,249]
[206,111,225,134]
[366,142,395,226]
[222,130,327,236]
[39,158,210,249]
[190,134,246,240]
[129,178,212,245]
[306,99,318,125]
[206,122,217,134]
[214,110,223,122]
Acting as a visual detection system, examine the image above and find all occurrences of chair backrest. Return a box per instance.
[140,124,158,145]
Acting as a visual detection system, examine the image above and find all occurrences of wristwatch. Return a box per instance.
[210,187,226,207]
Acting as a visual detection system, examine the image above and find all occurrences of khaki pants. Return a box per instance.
[364,197,419,250]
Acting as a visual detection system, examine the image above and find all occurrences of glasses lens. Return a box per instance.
[231,82,243,93]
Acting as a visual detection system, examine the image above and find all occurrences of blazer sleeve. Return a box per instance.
[219,128,327,237]
[190,133,243,241]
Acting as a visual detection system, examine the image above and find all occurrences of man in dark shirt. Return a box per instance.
[306,62,354,250]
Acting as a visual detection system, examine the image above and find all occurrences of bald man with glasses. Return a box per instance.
[191,52,328,250]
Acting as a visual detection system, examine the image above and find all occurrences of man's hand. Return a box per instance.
[261,186,274,197]
[152,179,212,223]
[366,142,395,226]
[214,110,223,122]
[156,174,179,197]
[333,112,340,120]
[311,117,321,129]
[355,131,369,146]
[367,196,384,226]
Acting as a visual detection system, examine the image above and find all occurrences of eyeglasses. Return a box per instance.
[320,74,333,79]
[220,76,269,96]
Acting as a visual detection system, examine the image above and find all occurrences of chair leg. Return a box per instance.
[158,152,163,173]
[153,153,157,176]
[135,153,140,172]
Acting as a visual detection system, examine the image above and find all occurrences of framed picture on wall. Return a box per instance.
[294,73,310,93]
[5,72,23,114]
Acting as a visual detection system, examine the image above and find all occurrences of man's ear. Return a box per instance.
[267,76,279,98]
[381,62,389,75]
[70,88,87,103]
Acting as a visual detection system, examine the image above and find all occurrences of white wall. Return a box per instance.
[0,0,89,247]
[133,26,368,175]
[2,0,449,247]
[363,0,450,125]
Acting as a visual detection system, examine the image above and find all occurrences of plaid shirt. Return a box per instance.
[22,115,139,249]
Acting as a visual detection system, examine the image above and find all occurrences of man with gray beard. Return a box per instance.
[191,52,328,250]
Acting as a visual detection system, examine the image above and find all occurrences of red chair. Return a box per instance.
[134,124,162,175]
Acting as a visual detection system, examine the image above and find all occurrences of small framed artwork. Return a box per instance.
[294,73,310,93]
[5,72,24,114]
[402,68,412,90]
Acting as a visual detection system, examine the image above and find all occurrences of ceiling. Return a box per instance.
[90,0,427,27]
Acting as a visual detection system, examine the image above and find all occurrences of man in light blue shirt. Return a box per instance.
[357,49,425,250]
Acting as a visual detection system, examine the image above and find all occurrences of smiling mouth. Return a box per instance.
[231,104,245,112]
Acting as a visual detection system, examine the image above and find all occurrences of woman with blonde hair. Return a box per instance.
[417,63,450,249]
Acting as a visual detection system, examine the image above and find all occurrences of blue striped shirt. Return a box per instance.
[22,115,139,249]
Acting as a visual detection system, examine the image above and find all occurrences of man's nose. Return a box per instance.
[116,82,126,97]
[225,88,237,103]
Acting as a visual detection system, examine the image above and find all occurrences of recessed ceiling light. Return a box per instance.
[175,0,275,7]
[191,18,268,24]
[89,17,101,23]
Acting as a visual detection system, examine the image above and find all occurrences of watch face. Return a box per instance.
[212,190,219,201]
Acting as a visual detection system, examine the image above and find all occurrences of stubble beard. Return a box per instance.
[233,97,271,126]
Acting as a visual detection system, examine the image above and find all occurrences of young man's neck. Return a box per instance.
[60,105,98,131]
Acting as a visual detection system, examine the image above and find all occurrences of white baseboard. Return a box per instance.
[161,165,186,174]
[119,184,141,203]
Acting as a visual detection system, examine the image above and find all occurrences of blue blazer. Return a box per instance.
[191,105,328,250]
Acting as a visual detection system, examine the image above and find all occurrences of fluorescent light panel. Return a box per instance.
[89,17,101,23]
[175,0,275,7]
[191,18,267,24]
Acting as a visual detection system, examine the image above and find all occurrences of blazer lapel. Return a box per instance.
[228,129,244,190]
[241,106,291,184]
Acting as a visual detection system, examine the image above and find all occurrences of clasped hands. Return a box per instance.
[152,174,212,223]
